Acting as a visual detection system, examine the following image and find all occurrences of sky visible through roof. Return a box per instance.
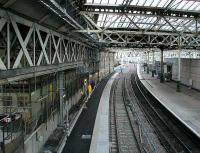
[85,0,200,32]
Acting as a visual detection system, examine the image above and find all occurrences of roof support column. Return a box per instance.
[147,51,150,74]
[189,52,192,89]
[176,35,182,92]
[152,49,155,77]
[176,48,181,92]
[7,22,10,69]
[160,47,164,83]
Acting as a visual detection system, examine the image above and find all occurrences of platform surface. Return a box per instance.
[137,64,200,138]
[89,73,117,153]
[62,75,111,153]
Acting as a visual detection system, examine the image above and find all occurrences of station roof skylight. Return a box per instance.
[84,0,200,33]
[85,0,200,12]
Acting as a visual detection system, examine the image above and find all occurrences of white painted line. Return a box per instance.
[89,73,117,153]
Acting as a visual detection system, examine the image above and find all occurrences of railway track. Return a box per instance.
[124,74,166,153]
[110,68,200,153]
[109,79,119,153]
[131,69,200,153]
[110,76,141,153]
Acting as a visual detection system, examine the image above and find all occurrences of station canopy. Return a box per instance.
[83,0,200,33]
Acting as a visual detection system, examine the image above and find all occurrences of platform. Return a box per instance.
[89,73,117,153]
[137,64,200,139]
[62,75,112,153]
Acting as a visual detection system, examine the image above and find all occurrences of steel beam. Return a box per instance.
[73,29,196,36]
[74,29,200,48]
[2,0,17,8]
[0,8,96,72]
[0,62,84,84]
[82,4,200,18]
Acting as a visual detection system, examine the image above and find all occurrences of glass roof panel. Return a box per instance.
[158,0,170,7]
[176,1,188,9]
[137,0,146,6]
[143,0,153,6]
[101,0,109,4]
[188,2,199,10]
[195,4,200,11]
[87,0,92,3]
[95,13,197,32]
[85,1,199,33]
[86,0,200,13]
[151,0,160,7]
[109,0,117,5]
[93,0,101,4]
[116,0,123,5]
[185,1,195,10]
[130,0,139,5]
[170,0,200,12]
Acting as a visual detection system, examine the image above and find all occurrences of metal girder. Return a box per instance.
[80,11,199,32]
[102,15,121,32]
[76,7,200,48]
[36,28,51,65]
[125,14,140,30]
[163,16,179,34]
[38,14,51,24]
[0,9,96,71]
[39,0,83,29]
[82,4,200,18]
[97,32,200,48]
[73,29,195,36]
[0,17,7,70]
[80,4,200,36]
[12,22,34,68]
[0,61,84,84]
[81,13,102,30]
[2,0,17,8]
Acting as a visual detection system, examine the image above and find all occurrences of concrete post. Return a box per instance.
[160,48,164,83]
[176,49,181,92]
[59,71,64,124]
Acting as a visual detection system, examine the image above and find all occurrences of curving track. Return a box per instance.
[131,66,200,153]
[109,64,200,153]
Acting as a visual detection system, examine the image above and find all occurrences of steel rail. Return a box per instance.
[131,70,193,153]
